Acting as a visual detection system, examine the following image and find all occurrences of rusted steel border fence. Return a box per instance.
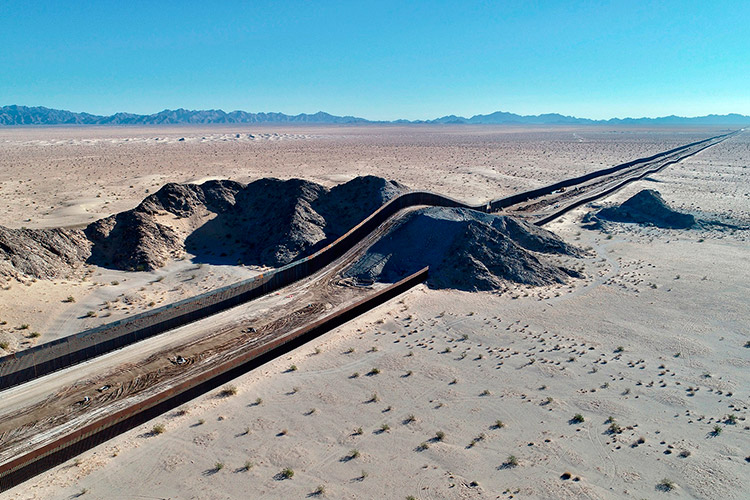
[0,129,737,390]
[0,267,428,492]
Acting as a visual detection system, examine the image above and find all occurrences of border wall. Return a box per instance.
[0,267,428,492]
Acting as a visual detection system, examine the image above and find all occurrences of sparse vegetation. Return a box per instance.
[367,367,380,376]
[657,478,675,491]
[380,423,391,432]
[312,485,326,496]
[280,467,294,479]
[243,460,253,471]
[480,389,491,396]
[288,364,298,372]
[504,455,519,467]
[571,413,585,424]
[214,462,224,471]
[85,310,97,317]
[607,422,622,434]
[150,423,165,435]
[494,419,505,429]
[219,385,237,397]
[64,295,76,303]
[0,341,9,351]
[435,430,445,441]
[712,425,722,436]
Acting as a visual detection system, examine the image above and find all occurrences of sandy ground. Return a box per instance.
[1,126,748,499]
[0,125,726,230]
[0,125,731,350]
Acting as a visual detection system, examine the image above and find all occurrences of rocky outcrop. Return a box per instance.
[0,226,90,279]
[344,207,582,292]
[587,189,696,229]
[84,175,408,272]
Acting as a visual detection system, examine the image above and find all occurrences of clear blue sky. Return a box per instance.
[1,1,748,120]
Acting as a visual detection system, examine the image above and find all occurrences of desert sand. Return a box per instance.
[1,126,747,499]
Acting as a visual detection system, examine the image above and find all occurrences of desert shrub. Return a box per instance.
[281,467,294,479]
[571,413,585,424]
[657,478,675,491]
[151,423,165,435]
[219,385,237,397]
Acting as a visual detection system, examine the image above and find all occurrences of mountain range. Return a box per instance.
[1,105,748,126]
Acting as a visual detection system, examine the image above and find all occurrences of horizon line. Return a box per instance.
[2,103,749,124]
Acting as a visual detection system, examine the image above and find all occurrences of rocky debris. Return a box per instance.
[0,226,90,279]
[85,210,184,271]
[0,175,407,277]
[185,175,407,267]
[187,178,329,267]
[586,189,696,229]
[85,180,244,271]
[343,207,582,292]
[138,180,244,217]
[314,176,408,236]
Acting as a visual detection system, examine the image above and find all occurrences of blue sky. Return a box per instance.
[1,1,748,120]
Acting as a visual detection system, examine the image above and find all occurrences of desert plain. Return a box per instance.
[0,125,748,499]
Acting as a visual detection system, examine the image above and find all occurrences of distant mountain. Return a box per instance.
[0,104,747,126]
[0,105,369,126]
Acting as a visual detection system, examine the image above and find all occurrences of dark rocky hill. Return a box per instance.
[588,190,696,229]
[344,207,582,291]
